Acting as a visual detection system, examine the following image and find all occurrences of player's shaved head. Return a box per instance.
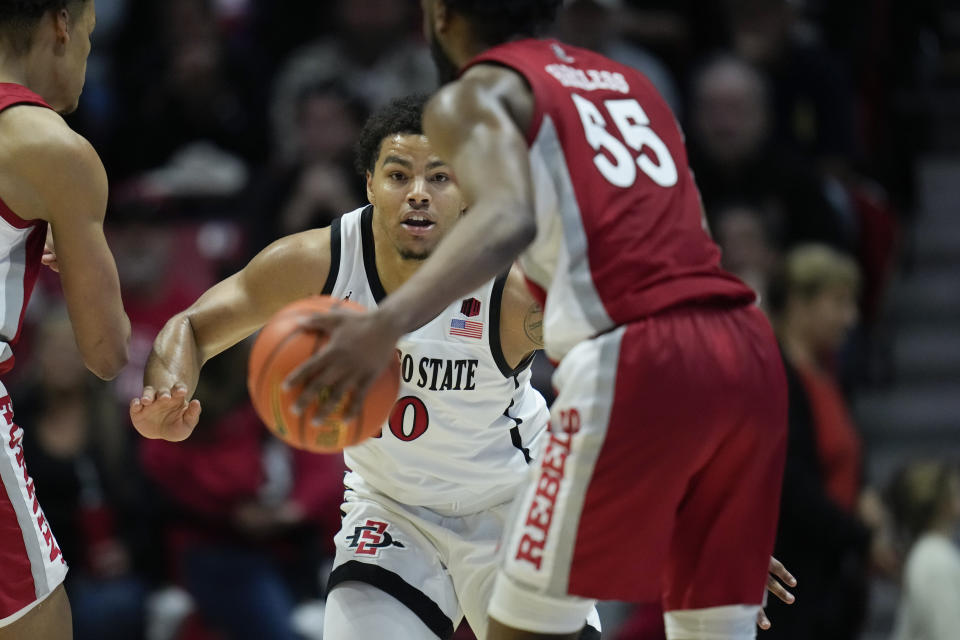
[0,0,88,54]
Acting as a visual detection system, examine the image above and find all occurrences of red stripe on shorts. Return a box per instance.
[0,478,37,618]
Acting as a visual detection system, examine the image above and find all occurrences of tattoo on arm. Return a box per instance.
[523,302,544,349]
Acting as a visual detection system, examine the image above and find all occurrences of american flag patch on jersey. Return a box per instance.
[450,318,483,339]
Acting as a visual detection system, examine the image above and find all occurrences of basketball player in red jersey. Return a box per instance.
[0,1,130,638]
[292,1,790,638]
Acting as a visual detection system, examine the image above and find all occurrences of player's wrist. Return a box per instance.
[370,305,409,340]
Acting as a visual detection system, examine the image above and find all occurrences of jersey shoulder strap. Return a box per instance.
[320,215,342,295]
[488,270,535,378]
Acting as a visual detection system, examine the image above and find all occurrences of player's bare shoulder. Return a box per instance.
[425,65,534,142]
[0,104,105,223]
[239,225,334,303]
[255,226,332,275]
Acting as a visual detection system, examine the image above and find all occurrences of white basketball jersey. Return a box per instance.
[325,207,548,512]
[0,85,55,376]
[0,204,45,375]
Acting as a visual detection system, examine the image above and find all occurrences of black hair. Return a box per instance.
[0,0,87,54]
[445,0,563,44]
[354,94,429,177]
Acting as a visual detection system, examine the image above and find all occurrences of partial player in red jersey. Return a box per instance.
[291,1,789,638]
[0,2,130,638]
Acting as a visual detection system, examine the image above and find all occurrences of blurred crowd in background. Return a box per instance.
[9,0,960,639]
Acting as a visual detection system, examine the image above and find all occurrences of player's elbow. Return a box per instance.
[83,323,131,380]
[85,348,128,380]
[85,342,129,380]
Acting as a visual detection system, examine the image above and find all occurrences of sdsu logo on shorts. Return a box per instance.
[346,519,406,557]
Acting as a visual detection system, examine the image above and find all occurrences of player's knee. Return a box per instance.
[663,604,758,640]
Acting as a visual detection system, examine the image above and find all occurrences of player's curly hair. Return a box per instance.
[445,0,563,43]
[0,0,88,53]
[355,94,430,177]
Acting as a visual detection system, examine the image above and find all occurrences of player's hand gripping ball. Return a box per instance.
[247,296,400,453]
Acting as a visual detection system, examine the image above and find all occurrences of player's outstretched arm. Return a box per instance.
[131,228,332,441]
[12,108,130,379]
[289,65,538,416]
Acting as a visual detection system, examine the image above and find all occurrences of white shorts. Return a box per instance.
[327,474,601,639]
[0,382,68,625]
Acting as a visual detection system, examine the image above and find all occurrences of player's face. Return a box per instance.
[52,0,96,113]
[803,284,859,353]
[368,134,465,261]
[422,0,460,84]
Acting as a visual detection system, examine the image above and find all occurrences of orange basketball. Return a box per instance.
[247,296,400,453]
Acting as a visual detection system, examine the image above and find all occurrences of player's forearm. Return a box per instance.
[379,200,536,334]
[143,314,205,396]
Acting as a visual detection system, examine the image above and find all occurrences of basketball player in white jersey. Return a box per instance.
[130,94,598,640]
[0,1,131,638]
[130,96,793,639]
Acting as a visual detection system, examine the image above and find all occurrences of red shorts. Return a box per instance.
[0,385,68,625]
[499,304,787,612]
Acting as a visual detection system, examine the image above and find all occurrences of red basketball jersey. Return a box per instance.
[463,40,754,360]
[0,84,52,375]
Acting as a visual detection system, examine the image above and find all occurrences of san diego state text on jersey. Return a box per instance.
[397,349,479,392]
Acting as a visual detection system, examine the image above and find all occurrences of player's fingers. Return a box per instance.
[285,352,324,392]
[288,341,348,400]
[172,384,189,398]
[291,371,325,416]
[757,608,771,630]
[140,387,156,405]
[157,387,172,401]
[769,556,797,587]
[310,377,351,423]
[183,399,202,428]
[298,313,339,333]
[767,573,795,604]
[129,397,142,414]
[342,376,373,420]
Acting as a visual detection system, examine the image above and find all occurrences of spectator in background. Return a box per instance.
[887,461,960,640]
[140,344,345,640]
[722,0,901,335]
[252,0,338,70]
[711,201,780,306]
[553,0,681,114]
[245,81,367,246]
[616,0,729,83]
[272,0,434,119]
[687,54,852,251]
[726,0,858,174]
[114,0,268,192]
[19,307,150,640]
[764,245,898,640]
